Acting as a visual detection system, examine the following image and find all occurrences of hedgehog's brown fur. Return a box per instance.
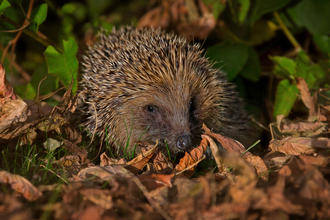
[80,26,253,156]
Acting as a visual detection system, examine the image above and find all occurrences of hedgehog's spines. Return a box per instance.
[80,26,252,155]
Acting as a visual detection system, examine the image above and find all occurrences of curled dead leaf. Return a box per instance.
[138,0,216,40]
[269,137,330,155]
[174,137,208,177]
[125,141,159,174]
[0,63,16,101]
[139,173,174,191]
[0,171,42,201]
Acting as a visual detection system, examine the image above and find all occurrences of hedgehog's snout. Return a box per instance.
[176,134,193,151]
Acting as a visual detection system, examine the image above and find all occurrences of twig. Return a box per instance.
[0,42,31,82]
[0,15,64,53]
[273,11,302,52]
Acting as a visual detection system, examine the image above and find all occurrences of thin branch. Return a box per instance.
[0,15,64,53]
[273,11,302,52]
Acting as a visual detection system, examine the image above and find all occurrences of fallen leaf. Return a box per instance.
[100,152,127,167]
[0,171,42,201]
[77,165,134,181]
[269,137,330,155]
[203,123,247,154]
[139,173,174,191]
[80,188,113,210]
[0,63,16,100]
[296,77,317,119]
[125,141,159,174]
[276,115,328,137]
[174,137,208,177]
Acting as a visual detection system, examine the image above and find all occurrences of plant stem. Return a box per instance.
[0,15,64,53]
[273,11,302,52]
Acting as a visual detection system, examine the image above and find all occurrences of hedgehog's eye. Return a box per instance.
[147,105,156,113]
[189,98,197,121]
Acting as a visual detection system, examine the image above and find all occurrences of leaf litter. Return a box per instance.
[1,66,330,219]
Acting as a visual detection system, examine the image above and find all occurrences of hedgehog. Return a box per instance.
[79,26,253,156]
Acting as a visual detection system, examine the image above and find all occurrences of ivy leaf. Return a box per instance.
[29,3,48,33]
[206,41,249,81]
[0,0,11,15]
[44,37,78,93]
[273,79,299,118]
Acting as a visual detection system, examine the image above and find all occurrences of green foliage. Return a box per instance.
[0,0,329,123]
[44,37,78,93]
[29,3,48,33]
[295,0,330,35]
[271,51,326,117]
[0,0,10,15]
[273,79,299,117]
[250,0,291,23]
[206,42,260,81]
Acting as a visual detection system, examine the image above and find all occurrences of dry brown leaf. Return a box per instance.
[152,151,173,172]
[79,188,113,210]
[243,155,269,181]
[275,115,328,137]
[125,141,159,174]
[0,171,42,201]
[203,203,250,219]
[252,168,304,216]
[296,77,316,118]
[269,136,330,155]
[77,165,133,181]
[202,134,224,172]
[0,99,27,134]
[63,140,89,165]
[222,152,257,202]
[0,63,16,101]
[100,152,127,167]
[174,137,208,177]
[137,3,170,30]
[139,173,174,191]
[138,0,216,41]
[263,151,293,169]
[25,100,53,122]
[272,156,330,218]
[203,123,247,154]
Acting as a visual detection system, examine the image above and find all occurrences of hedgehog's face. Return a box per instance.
[118,88,203,154]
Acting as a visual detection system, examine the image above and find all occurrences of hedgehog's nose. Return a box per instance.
[176,135,193,151]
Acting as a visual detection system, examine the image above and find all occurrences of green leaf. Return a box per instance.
[0,0,11,15]
[202,0,226,19]
[239,47,261,81]
[44,37,78,93]
[271,56,296,78]
[61,3,87,21]
[25,62,58,100]
[29,3,48,33]
[273,79,299,117]
[206,41,249,81]
[250,0,291,23]
[295,51,325,89]
[313,34,330,54]
[237,0,250,24]
[295,0,330,35]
